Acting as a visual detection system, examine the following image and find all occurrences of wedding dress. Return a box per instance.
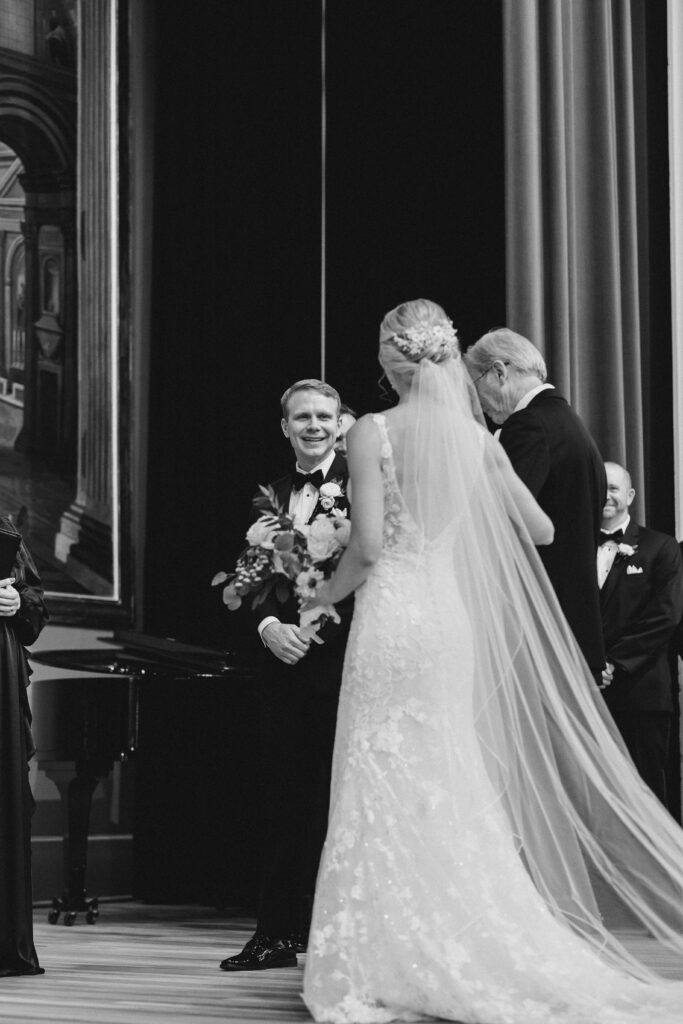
[303,360,683,1024]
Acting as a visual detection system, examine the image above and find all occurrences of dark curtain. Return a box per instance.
[143,0,505,648]
[503,0,672,531]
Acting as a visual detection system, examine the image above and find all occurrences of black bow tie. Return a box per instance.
[292,469,325,492]
[600,528,624,544]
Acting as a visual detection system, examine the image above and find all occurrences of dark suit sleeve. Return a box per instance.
[607,536,683,675]
[12,540,49,647]
[498,411,551,497]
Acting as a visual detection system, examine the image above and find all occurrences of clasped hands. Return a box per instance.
[0,577,20,617]
[600,661,614,689]
[263,579,335,666]
[262,622,314,665]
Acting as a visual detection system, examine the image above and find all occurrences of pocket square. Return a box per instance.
[626,565,643,575]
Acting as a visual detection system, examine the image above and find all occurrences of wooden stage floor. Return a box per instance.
[1,902,682,1024]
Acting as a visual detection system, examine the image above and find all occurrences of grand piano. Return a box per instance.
[30,632,259,923]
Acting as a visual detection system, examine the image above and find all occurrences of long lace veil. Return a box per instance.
[391,349,683,980]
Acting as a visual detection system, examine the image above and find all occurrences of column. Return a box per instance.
[55,0,117,595]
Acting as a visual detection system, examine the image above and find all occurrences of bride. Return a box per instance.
[302,299,683,1023]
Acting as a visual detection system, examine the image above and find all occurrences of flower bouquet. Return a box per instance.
[212,483,350,639]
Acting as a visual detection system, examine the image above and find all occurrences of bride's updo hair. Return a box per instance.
[379,298,459,386]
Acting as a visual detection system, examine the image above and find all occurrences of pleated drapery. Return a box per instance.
[503,0,652,521]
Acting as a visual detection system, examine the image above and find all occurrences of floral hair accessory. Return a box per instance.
[390,319,458,362]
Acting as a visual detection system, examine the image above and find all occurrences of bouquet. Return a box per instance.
[212,482,350,639]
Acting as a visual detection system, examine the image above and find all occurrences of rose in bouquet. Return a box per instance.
[212,483,350,639]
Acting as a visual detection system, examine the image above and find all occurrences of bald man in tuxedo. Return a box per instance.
[598,462,683,807]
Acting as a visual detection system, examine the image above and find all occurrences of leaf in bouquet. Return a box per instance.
[251,577,276,607]
[278,551,302,578]
[275,578,291,604]
[211,571,229,586]
[222,583,243,610]
[254,484,284,514]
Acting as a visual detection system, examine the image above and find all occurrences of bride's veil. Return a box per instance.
[380,301,683,980]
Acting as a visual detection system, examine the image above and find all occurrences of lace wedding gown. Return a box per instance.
[303,413,683,1024]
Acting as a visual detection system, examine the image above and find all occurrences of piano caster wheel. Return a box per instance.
[64,911,77,926]
[48,908,60,925]
[85,899,99,924]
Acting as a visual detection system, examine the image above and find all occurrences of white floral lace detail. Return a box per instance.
[302,413,683,1024]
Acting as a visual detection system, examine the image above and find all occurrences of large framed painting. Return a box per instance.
[0,0,131,622]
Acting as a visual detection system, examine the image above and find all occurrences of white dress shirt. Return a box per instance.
[287,450,337,526]
[597,515,630,590]
[494,384,555,439]
[258,450,338,639]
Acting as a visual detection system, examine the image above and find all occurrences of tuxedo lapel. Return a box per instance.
[601,521,641,608]
[324,451,348,483]
[307,452,349,524]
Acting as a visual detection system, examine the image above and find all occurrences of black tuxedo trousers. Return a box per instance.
[256,624,348,937]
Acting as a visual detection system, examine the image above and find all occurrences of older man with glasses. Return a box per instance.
[465,327,607,681]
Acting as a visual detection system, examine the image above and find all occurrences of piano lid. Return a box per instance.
[29,630,250,679]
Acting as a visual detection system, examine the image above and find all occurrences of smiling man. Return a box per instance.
[597,461,683,808]
[219,379,353,972]
[465,328,606,678]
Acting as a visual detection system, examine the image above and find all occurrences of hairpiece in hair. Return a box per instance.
[390,319,458,362]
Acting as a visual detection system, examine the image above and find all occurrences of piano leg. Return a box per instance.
[45,760,112,924]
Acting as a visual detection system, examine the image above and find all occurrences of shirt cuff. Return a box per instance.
[258,616,280,645]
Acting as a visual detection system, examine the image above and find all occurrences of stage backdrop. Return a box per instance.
[143,0,506,650]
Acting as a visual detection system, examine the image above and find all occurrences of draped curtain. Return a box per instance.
[503,0,653,522]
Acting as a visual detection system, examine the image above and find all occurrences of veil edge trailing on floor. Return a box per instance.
[396,353,683,981]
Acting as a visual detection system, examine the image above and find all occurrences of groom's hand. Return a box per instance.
[262,622,311,665]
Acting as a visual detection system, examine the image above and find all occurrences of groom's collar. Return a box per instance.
[294,450,337,479]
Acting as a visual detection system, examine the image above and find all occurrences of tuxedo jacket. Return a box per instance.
[498,390,606,671]
[600,521,683,713]
[248,451,352,695]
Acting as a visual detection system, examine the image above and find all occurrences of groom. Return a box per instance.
[220,378,352,971]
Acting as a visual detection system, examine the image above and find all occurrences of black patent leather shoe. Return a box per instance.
[219,933,297,971]
[285,931,308,954]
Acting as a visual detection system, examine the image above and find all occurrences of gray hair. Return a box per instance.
[466,328,547,382]
[280,378,341,418]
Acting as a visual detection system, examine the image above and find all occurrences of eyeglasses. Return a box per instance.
[470,360,510,385]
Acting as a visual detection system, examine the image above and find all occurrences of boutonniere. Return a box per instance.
[616,542,637,559]
[319,478,347,514]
